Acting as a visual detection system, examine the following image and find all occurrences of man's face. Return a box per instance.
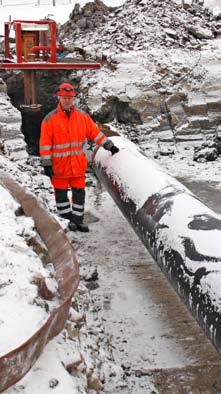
[59,96,74,111]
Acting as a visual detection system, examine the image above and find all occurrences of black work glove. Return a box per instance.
[44,165,54,178]
[110,145,119,155]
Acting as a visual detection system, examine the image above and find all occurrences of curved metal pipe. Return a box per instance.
[29,45,63,53]
[0,174,79,392]
[93,136,221,353]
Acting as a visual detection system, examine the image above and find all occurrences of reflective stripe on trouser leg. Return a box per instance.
[72,188,85,223]
[54,188,72,220]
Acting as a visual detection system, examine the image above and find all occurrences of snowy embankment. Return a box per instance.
[0,185,59,356]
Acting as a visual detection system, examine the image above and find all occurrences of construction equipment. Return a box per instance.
[0,18,100,110]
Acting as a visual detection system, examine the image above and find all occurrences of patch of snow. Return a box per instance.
[0,185,60,356]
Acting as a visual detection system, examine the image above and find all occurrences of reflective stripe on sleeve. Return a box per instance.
[100,137,108,146]
[94,131,105,143]
[40,145,52,151]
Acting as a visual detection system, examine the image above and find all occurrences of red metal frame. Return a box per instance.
[15,22,22,63]
[1,19,101,70]
[0,62,101,69]
[0,19,100,106]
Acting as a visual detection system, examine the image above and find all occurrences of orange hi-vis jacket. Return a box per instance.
[40,103,108,178]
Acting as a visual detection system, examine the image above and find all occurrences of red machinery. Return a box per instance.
[0,19,100,108]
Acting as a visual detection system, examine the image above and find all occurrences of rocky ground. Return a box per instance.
[60,0,219,53]
[57,0,221,143]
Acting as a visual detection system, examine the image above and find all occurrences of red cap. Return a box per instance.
[56,83,76,97]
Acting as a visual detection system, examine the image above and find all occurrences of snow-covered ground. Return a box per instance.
[0,185,60,356]
[204,0,221,10]
[1,0,221,393]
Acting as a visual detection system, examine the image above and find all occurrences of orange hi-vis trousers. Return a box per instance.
[51,176,86,189]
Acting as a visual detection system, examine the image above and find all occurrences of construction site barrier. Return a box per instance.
[93,135,221,354]
[0,174,79,392]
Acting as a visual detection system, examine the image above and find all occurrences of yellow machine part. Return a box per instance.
[22,32,37,61]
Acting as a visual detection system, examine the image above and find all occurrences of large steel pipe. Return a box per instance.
[94,136,221,353]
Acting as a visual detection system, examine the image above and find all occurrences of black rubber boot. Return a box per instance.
[76,222,89,232]
[68,221,77,232]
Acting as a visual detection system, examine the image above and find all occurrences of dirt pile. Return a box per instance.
[59,0,220,56]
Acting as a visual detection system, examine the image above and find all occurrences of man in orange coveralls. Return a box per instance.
[40,82,119,232]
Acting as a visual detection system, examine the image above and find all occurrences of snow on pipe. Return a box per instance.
[0,174,79,393]
[94,135,221,354]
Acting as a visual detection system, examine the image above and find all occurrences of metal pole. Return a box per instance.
[30,70,37,104]
[24,70,31,105]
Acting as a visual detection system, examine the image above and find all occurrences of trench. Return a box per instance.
[4,70,73,155]
[3,69,144,156]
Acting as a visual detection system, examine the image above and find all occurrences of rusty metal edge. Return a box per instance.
[0,174,80,393]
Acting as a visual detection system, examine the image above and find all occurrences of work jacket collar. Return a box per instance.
[57,102,76,118]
